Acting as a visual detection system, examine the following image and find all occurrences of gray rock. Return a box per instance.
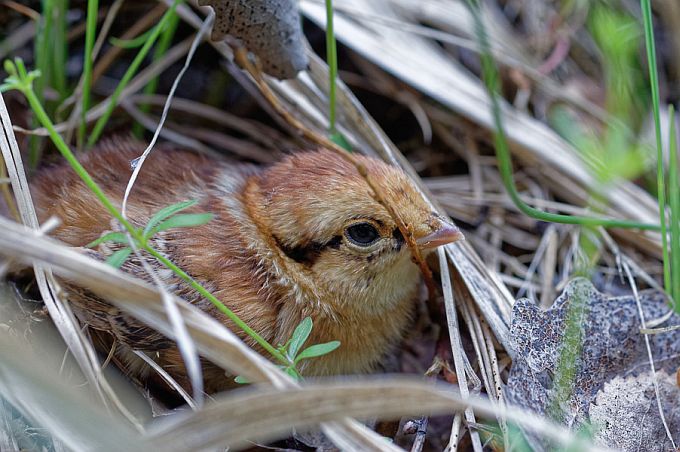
[199,0,309,79]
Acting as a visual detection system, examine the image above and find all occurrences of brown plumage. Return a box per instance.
[31,139,462,393]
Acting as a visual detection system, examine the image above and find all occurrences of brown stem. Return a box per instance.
[0,154,20,221]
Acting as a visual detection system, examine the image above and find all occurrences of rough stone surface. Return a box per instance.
[590,371,680,451]
[199,0,309,79]
[506,278,680,450]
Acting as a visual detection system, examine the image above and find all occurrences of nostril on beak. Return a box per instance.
[415,219,464,249]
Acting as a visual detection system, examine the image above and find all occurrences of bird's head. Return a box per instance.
[250,149,463,312]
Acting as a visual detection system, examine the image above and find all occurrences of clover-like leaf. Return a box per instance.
[288,317,313,359]
[143,200,198,236]
[295,341,341,363]
[106,248,132,269]
[151,213,213,235]
[86,231,130,248]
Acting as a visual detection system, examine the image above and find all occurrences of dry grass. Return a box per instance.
[0,0,675,450]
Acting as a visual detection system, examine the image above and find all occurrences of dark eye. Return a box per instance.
[345,222,380,246]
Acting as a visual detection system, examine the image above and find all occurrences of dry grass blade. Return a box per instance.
[128,93,290,160]
[0,92,142,424]
[0,331,156,452]
[437,248,483,452]
[147,378,610,452]
[0,296,608,452]
[121,101,213,153]
[0,21,34,61]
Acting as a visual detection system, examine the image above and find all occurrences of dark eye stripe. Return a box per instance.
[392,228,405,251]
[274,235,343,267]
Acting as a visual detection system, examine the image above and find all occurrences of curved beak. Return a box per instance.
[416,220,464,249]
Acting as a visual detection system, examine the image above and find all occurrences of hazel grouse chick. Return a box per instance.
[32,140,462,392]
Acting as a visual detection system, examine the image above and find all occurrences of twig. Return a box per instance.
[409,417,428,452]
[621,260,677,448]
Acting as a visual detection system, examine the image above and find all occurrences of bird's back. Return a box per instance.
[31,140,280,392]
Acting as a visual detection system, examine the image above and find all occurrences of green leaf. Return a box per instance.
[14,58,27,79]
[3,59,16,76]
[143,200,197,236]
[151,213,213,234]
[288,317,313,359]
[284,366,302,380]
[106,248,132,269]
[329,131,352,151]
[86,231,130,248]
[234,375,249,384]
[295,341,341,363]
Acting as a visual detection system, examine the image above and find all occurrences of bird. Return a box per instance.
[31,138,463,394]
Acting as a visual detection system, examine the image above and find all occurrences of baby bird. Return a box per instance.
[31,139,462,393]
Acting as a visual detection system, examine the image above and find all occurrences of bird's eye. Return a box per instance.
[345,222,380,246]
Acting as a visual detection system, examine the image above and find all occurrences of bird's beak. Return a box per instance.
[416,219,464,249]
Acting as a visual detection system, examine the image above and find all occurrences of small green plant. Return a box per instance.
[235,317,340,383]
[86,199,213,269]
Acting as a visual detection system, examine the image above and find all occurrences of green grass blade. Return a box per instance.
[640,0,671,296]
[323,0,352,151]
[79,0,99,148]
[87,0,183,147]
[325,0,338,134]
[109,29,158,49]
[29,0,55,168]
[669,105,680,310]
[51,0,68,100]
[34,0,53,101]
[133,10,180,138]
[464,0,659,231]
